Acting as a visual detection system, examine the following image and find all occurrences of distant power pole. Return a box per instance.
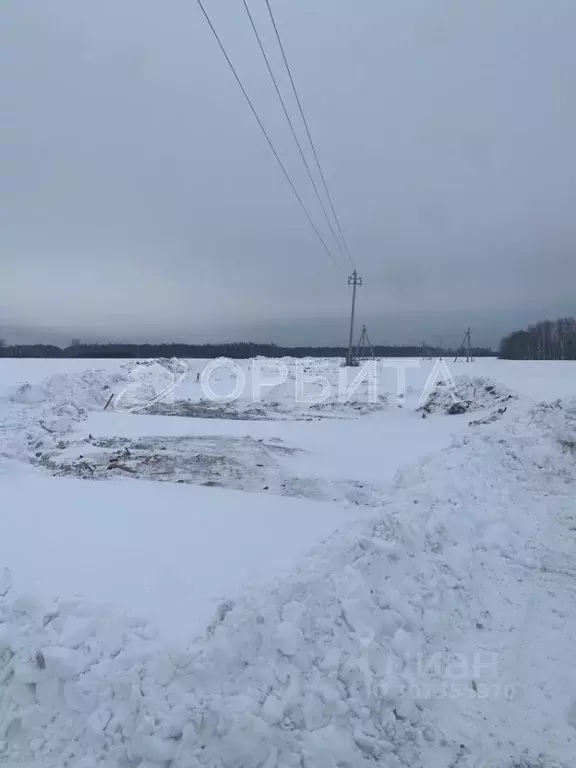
[435,335,444,358]
[356,324,375,360]
[454,327,474,362]
[346,270,362,366]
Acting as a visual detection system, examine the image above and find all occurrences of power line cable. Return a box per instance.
[241,0,346,266]
[195,0,342,269]
[264,0,356,269]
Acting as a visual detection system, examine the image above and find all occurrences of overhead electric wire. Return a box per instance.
[264,0,356,270]
[195,0,342,269]
[241,0,346,266]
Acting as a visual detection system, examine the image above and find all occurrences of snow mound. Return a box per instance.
[1,362,188,464]
[130,357,186,372]
[112,359,189,413]
[0,370,125,463]
[114,362,178,412]
[9,369,120,413]
[418,375,516,416]
[0,544,434,767]
[2,397,576,766]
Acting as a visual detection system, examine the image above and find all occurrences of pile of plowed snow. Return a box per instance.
[11,367,130,408]
[0,363,191,463]
[418,374,516,416]
[112,358,189,413]
[2,399,576,767]
[0,369,125,463]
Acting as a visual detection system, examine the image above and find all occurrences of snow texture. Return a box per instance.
[2,358,576,767]
[0,368,125,463]
[1,378,576,766]
[418,374,516,416]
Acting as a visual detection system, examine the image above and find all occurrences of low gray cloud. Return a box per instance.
[1,0,575,349]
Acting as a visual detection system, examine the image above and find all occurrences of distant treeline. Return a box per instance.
[0,341,493,359]
[500,317,576,360]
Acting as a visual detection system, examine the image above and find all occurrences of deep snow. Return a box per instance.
[1,357,576,767]
[0,473,360,642]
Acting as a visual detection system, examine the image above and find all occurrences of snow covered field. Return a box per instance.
[1,356,576,767]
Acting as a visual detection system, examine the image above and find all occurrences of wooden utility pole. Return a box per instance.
[346,270,362,366]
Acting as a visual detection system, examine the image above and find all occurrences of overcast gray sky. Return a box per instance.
[1,0,575,348]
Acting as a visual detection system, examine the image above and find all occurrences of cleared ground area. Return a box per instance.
[1,357,575,767]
